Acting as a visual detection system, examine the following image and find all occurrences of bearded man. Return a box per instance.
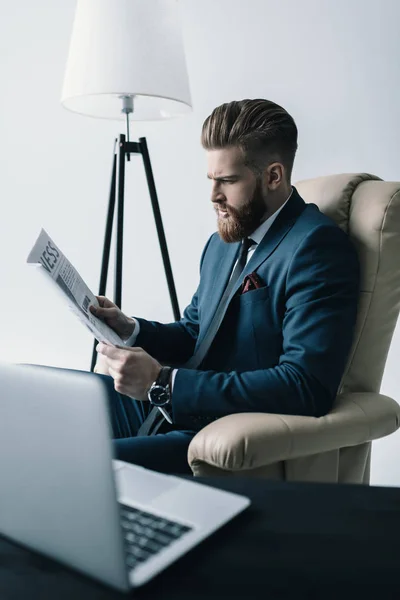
[91,98,360,474]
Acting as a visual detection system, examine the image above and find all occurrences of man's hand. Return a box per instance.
[93,352,111,376]
[96,342,162,401]
[90,296,135,340]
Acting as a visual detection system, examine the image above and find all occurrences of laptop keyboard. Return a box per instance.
[119,504,193,570]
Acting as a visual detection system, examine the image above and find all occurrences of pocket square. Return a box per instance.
[241,272,265,294]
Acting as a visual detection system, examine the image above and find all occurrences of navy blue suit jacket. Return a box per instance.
[135,188,360,431]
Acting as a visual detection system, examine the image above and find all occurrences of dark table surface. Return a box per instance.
[1,477,400,599]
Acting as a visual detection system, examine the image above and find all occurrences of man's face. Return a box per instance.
[207,147,267,243]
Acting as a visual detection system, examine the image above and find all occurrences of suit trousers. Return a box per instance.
[96,374,196,475]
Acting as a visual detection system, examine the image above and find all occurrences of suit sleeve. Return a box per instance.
[171,225,360,427]
[132,235,214,366]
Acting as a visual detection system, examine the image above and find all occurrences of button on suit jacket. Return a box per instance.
[134,188,360,431]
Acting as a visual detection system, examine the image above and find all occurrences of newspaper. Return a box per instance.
[27,229,125,347]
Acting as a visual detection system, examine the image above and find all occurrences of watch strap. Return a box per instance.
[156,366,172,388]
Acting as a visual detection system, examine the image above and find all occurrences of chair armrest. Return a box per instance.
[187,392,400,473]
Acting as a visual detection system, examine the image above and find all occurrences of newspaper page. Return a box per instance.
[27,229,125,347]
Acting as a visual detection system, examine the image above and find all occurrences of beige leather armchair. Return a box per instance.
[188,173,400,483]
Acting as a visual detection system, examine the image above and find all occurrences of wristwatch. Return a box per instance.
[147,366,173,423]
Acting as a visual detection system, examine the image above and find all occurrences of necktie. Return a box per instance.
[185,237,255,370]
[137,237,255,436]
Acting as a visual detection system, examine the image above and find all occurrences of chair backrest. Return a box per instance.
[296,173,400,395]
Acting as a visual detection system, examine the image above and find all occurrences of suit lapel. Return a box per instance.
[199,188,307,346]
[228,188,307,300]
[199,241,240,341]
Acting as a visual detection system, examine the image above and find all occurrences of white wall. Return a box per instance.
[0,0,399,485]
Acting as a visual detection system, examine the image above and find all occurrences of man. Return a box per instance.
[91,98,360,475]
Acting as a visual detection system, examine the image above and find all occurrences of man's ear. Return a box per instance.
[264,162,285,190]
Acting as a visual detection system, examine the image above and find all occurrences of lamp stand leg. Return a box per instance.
[139,137,181,322]
[114,135,126,309]
[90,135,181,372]
[90,141,118,372]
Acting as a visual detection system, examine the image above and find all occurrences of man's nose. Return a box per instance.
[211,182,225,203]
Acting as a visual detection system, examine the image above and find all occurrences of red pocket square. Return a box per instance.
[241,272,265,294]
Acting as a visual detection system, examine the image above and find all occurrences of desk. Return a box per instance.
[1,478,399,599]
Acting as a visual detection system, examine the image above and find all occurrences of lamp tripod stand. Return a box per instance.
[90,106,181,371]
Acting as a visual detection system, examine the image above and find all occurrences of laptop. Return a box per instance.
[0,362,250,592]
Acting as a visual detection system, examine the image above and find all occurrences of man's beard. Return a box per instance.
[216,179,267,243]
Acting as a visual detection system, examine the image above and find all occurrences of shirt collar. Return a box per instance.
[249,187,293,246]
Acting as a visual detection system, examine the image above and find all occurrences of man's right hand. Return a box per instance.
[90,296,135,341]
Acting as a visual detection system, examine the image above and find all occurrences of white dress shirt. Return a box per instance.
[124,188,293,392]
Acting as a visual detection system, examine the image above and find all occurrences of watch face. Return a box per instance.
[149,384,170,407]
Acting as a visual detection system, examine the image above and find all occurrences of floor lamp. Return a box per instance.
[60,0,192,371]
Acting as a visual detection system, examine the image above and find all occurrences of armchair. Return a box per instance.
[188,173,400,483]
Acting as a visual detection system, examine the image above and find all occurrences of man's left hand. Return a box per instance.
[96,342,162,401]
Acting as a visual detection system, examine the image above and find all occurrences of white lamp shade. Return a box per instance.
[61,0,192,121]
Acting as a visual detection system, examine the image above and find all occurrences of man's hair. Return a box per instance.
[201,99,298,181]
